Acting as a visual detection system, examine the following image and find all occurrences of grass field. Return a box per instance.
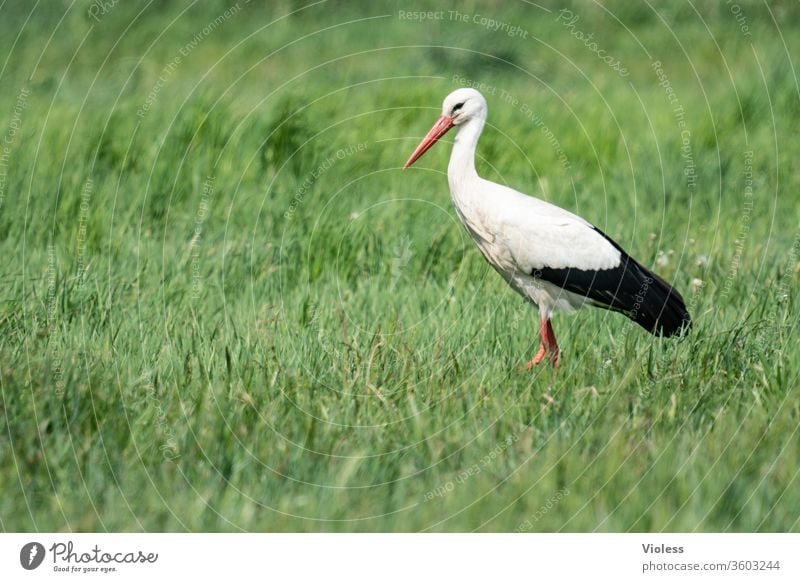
[1,0,799,532]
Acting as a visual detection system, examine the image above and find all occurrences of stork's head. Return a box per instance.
[404,88,487,168]
[441,87,488,124]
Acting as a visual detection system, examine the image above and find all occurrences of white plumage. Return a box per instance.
[404,88,691,368]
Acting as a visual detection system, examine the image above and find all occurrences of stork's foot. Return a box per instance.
[524,345,548,370]
[549,347,560,369]
[523,317,560,370]
[524,346,559,370]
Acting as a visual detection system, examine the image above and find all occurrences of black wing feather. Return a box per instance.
[533,227,692,337]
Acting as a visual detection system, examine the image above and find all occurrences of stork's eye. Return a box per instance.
[452,102,465,114]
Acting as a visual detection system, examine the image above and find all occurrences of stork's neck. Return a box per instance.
[447,116,484,194]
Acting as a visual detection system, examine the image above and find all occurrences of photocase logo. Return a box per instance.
[20,542,46,570]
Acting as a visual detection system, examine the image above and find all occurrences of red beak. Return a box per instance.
[403,115,455,168]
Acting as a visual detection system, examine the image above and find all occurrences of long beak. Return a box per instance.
[403,115,455,168]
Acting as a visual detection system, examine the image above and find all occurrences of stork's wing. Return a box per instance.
[497,195,622,273]
[497,192,691,336]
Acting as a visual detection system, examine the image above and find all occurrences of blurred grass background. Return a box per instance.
[1,0,799,531]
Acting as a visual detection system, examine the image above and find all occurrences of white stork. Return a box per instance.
[404,88,691,368]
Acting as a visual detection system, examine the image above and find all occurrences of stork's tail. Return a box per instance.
[625,263,692,337]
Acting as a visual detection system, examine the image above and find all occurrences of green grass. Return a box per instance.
[1,0,799,532]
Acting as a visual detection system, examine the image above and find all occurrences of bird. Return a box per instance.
[403,88,691,369]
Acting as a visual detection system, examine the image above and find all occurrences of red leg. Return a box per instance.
[525,317,558,370]
[544,319,559,368]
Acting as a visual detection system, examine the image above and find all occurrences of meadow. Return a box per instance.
[1,0,799,532]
